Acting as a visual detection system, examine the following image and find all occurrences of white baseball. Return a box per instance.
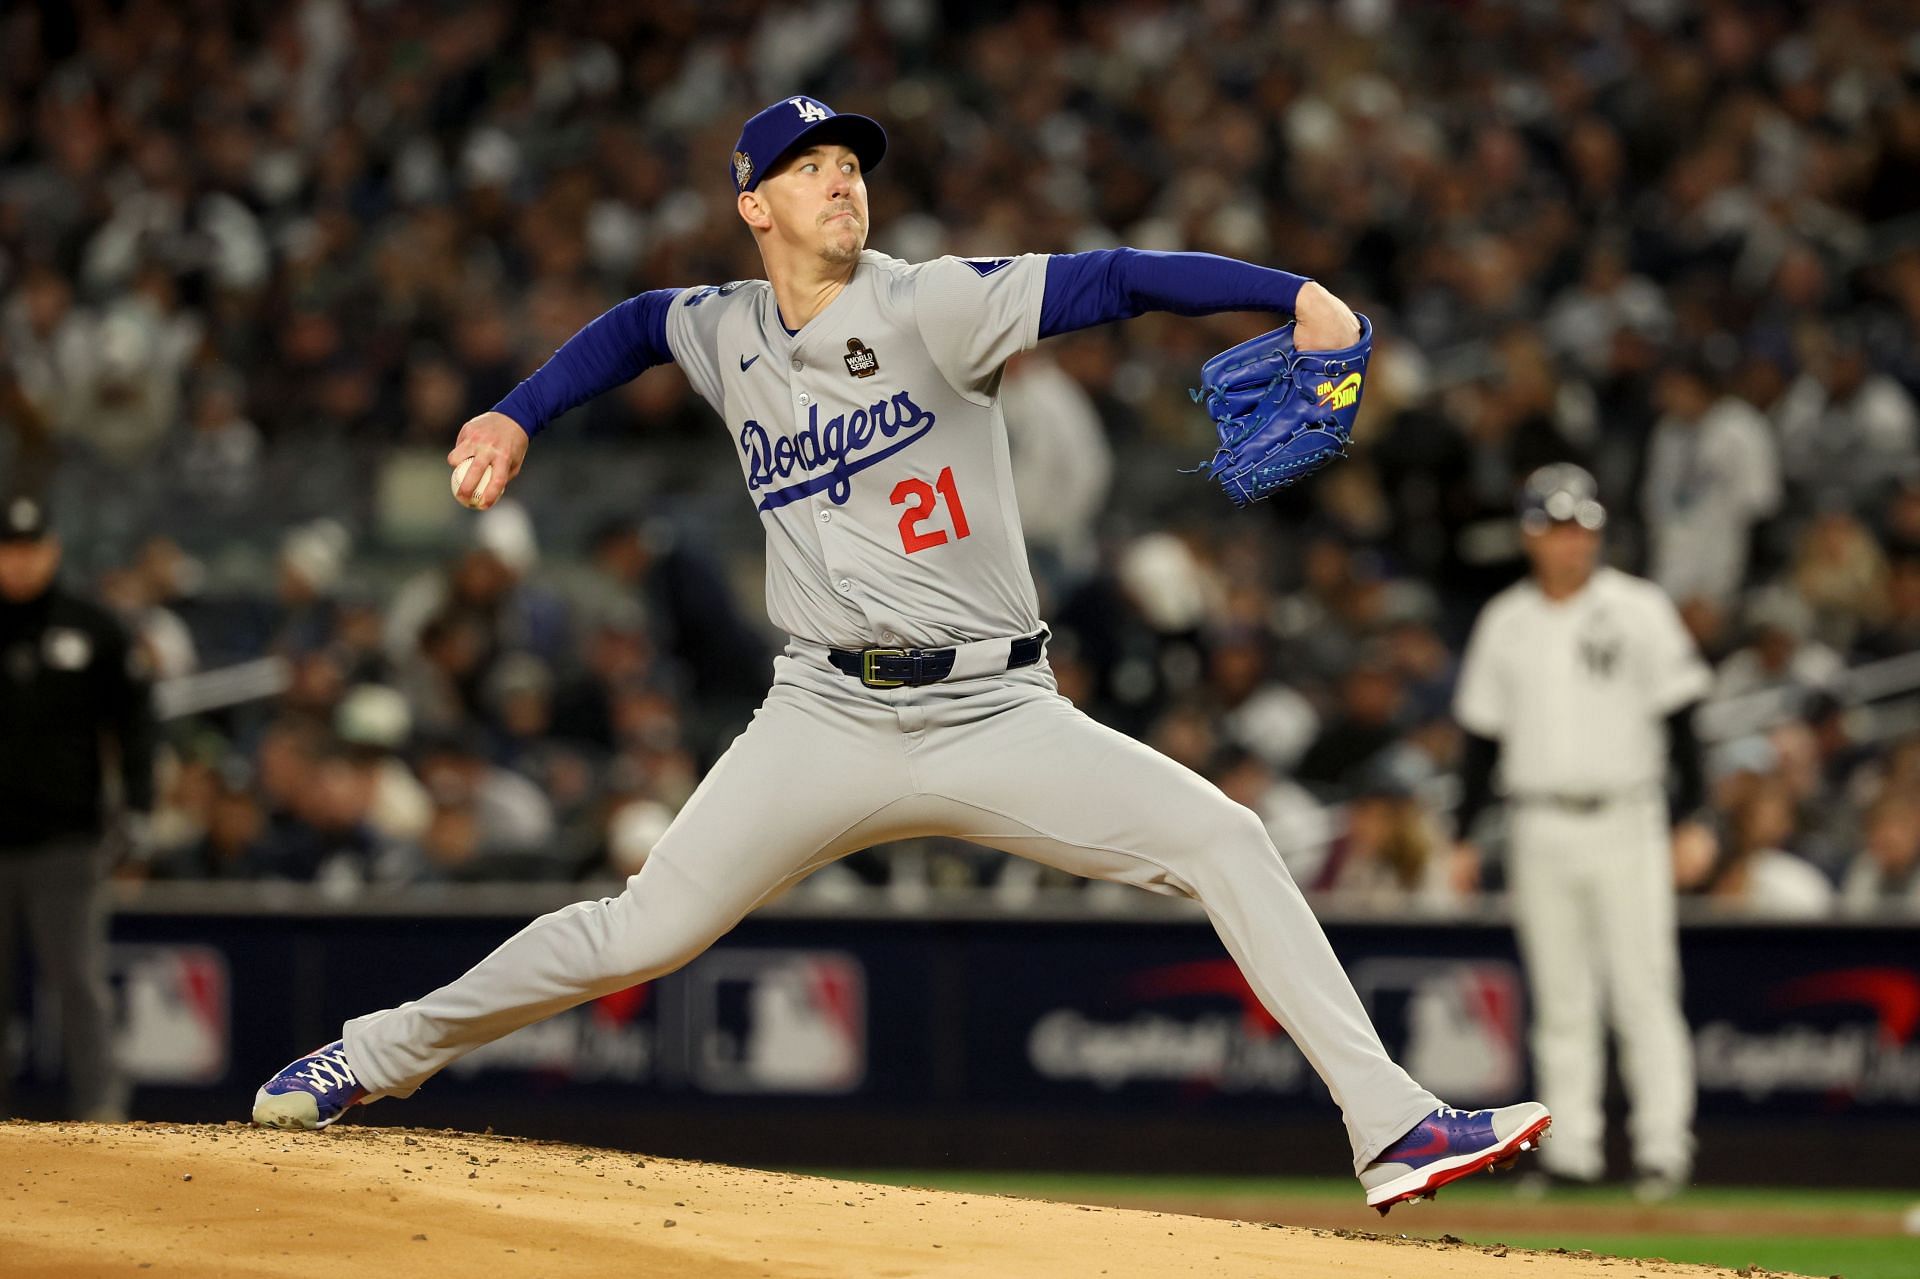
[451,457,494,509]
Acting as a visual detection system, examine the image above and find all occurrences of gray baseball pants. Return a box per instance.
[0,839,125,1120]
[345,648,1438,1170]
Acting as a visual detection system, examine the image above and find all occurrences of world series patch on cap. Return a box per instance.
[0,494,49,540]
[729,95,887,193]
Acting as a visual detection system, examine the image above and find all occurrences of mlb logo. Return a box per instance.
[1354,959,1524,1104]
[687,950,865,1094]
[445,983,656,1085]
[110,945,230,1085]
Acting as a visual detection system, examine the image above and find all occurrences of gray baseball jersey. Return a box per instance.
[665,249,1047,650]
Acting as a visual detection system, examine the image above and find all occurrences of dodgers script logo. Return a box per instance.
[740,390,937,512]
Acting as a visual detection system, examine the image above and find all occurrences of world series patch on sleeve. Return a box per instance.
[1188,313,1372,507]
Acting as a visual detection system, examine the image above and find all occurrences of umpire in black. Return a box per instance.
[0,493,154,1119]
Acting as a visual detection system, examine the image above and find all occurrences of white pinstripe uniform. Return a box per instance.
[1455,566,1709,1181]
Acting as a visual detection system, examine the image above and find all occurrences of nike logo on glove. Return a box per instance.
[740,354,760,372]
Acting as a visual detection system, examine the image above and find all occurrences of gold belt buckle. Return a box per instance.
[861,648,908,688]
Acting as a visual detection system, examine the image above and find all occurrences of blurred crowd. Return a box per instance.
[2,0,1918,914]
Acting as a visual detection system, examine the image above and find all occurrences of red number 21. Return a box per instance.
[891,466,971,555]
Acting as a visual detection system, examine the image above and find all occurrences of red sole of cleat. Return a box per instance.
[1373,1116,1553,1216]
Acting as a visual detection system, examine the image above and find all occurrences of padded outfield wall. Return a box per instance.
[6,885,1916,1186]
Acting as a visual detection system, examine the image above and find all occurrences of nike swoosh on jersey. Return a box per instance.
[740,354,760,371]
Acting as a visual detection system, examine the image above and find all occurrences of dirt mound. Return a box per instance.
[0,1121,1777,1278]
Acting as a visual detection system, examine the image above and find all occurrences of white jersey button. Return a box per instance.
[881,631,899,643]
[818,510,832,524]
[798,392,811,405]
[791,358,803,371]
[836,578,853,594]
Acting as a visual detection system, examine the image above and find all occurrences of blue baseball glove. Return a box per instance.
[1187,313,1372,507]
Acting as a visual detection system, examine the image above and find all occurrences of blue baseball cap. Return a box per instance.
[730,95,886,194]
[1518,463,1607,533]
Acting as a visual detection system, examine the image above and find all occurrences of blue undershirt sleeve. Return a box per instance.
[492,288,682,436]
[1038,248,1309,340]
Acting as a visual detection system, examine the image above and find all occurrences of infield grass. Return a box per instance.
[803,1170,1919,1279]
[819,1171,1917,1210]
[1490,1233,1914,1279]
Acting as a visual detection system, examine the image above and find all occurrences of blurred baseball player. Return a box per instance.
[254,95,1548,1212]
[1452,464,1708,1200]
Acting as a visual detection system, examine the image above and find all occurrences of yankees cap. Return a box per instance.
[0,493,50,541]
[1517,463,1606,533]
[730,95,887,194]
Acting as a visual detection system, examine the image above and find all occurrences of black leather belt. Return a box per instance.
[828,632,1046,688]
[1516,793,1612,814]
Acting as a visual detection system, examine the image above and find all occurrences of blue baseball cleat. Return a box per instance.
[1360,1102,1551,1214]
[251,1040,369,1131]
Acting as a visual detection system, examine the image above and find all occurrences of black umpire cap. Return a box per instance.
[0,493,51,542]
[1517,463,1606,534]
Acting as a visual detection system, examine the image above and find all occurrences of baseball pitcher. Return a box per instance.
[254,95,1549,1213]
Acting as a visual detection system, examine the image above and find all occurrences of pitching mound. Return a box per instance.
[1,1121,1765,1278]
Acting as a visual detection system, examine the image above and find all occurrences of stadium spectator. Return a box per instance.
[1001,349,1114,598]
[174,367,264,511]
[97,541,199,681]
[1310,753,1458,912]
[1295,644,1407,790]
[1211,745,1332,885]
[1693,781,1835,919]
[1641,359,1780,611]
[333,683,433,856]
[1544,237,1672,380]
[574,517,769,752]
[1206,625,1318,775]
[272,519,351,657]
[385,501,570,671]
[399,729,561,882]
[1853,552,1920,662]
[1773,321,1918,511]
[1711,588,1845,707]
[1790,511,1890,653]
[150,759,270,883]
[2,264,97,441]
[1840,794,1920,914]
